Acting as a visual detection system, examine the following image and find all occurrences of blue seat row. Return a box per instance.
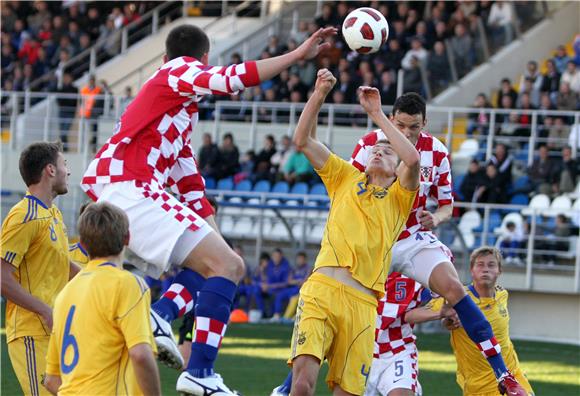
[206,177,327,196]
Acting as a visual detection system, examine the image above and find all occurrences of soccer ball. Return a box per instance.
[342,7,389,54]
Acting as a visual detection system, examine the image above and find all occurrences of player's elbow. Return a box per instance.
[43,374,61,395]
[129,344,155,366]
[292,135,308,151]
[405,150,420,169]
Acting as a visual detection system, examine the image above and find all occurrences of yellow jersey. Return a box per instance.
[429,285,533,395]
[1,194,70,342]
[68,242,89,268]
[314,154,417,297]
[46,258,155,395]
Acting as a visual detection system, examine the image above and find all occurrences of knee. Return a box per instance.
[446,278,467,305]
[222,253,245,283]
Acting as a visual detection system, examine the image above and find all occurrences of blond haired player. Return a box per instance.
[429,247,534,396]
[287,69,419,396]
[1,142,80,396]
[44,202,160,395]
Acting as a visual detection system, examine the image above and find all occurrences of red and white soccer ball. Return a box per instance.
[342,7,389,54]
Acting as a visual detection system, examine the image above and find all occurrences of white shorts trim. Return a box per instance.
[391,231,453,288]
[97,181,213,278]
[365,348,422,396]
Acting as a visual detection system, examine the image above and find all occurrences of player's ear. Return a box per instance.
[124,231,130,247]
[162,54,168,63]
[45,163,56,177]
[422,117,427,129]
[201,52,209,65]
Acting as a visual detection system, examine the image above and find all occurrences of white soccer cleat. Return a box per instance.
[176,372,239,395]
[150,309,184,370]
[270,385,289,396]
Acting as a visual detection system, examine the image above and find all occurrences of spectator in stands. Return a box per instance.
[119,86,133,114]
[271,251,311,322]
[98,18,121,57]
[284,146,314,184]
[552,214,574,254]
[315,3,336,28]
[556,82,579,111]
[460,159,485,202]
[498,222,523,263]
[27,1,51,35]
[519,60,543,93]
[217,132,240,180]
[467,93,491,137]
[287,72,308,101]
[496,78,518,108]
[403,56,424,94]
[264,35,283,57]
[56,72,78,151]
[254,248,290,318]
[402,37,428,69]
[337,70,356,103]
[518,77,540,108]
[381,38,405,71]
[553,45,571,74]
[538,93,557,125]
[541,59,561,99]
[378,70,397,105]
[291,21,309,43]
[477,163,507,204]
[547,117,570,150]
[528,145,559,195]
[237,149,256,184]
[556,146,578,193]
[488,143,513,186]
[292,58,316,87]
[427,41,451,94]
[391,21,409,50]
[198,132,220,179]
[271,135,293,174]
[574,35,580,66]
[433,20,450,43]
[487,1,514,48]
[254,135,277,181]
[449,23,474,78]
[561,60,580,94]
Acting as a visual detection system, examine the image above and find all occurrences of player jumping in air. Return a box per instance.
[81,24,336,395]
[349,93,527,396]
[430,247,535,396]
[287,69,419,396]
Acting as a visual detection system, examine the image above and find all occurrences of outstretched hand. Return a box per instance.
[314,68,336,97]
[357,86,383,117]
[296,27,338,60]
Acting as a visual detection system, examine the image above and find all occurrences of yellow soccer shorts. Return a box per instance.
[288,272,377,395]
[7,335,51,396]
[464,369,534,396]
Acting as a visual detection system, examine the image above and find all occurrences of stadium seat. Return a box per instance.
[453,173,465,200]
[544,195,572,216]
[290,182,309,195]
[510,193,529,206]
[309,183,327,196]
[459,210,482,231]
[235,179,252,192]
[205,177,216,190]
[512,176,532,194]
[253,180,271,193]
[272,181,290,194]
[452,139,479,176]
[521,194,550,216]
[217,178,234,191]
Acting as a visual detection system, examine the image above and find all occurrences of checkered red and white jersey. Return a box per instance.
[81,56,260,217]
[350,129,453,241]
[374,272,424,359]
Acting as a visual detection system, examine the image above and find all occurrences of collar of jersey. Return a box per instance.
[25,192,49,209]
[468,283,495,300]
[76,242,88,257]
[86,259,119,270]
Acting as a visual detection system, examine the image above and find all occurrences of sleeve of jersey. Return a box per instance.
[168,144,215,218]
[430,151,453,206]
[0,214,38,269]
[392,179,419,219]
[315,153,356,196]
[168,59,260,97]
[425,296,444,313]
[45,329,60,376]
[116,276,155,350]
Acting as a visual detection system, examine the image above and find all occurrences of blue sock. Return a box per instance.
[278,371,292,394]
[454,295,508,378]
[187,277,237,378]
[152,269,205,322]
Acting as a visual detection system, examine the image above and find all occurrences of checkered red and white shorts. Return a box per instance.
[97,181,212,278]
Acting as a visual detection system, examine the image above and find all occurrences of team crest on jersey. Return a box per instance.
[297,331,307,345]
[499,305,508,317]
[420,166,432,180]
[372,188,387,199]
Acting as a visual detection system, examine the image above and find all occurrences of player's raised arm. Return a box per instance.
[292,69,335,170]
[357,87,420,190]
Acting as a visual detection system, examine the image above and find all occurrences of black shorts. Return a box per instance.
[178,312,195,345]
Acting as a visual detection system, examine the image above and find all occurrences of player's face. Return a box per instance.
[366,143,398,178]
[471,254,501,289]
[53,153,70,195]
[390,111,425,144]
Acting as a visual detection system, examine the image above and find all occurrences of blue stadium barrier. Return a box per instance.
[235,179,253,192]
[205,177,216,190]
[510,194,530,206]
[272,181,290,194]
[217,178,234,191]
[512,175,532,194]
[253,180,271,193]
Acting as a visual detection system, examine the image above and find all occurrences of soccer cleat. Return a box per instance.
[150,309,184,370]
[176,372,239,395]
[270,385,289,396]
[497,371,528,396]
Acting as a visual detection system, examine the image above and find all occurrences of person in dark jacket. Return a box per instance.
[477,163,507,203]
[217,132,240,179]
[56,72,78,151]
[460,160,485,202]
[198,132,220,179]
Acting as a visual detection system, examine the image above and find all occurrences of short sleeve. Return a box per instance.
[1,214,39,268]
[115,275,154,350]
[389,179,418,218]
[316,153,358,196]
[426,296,444,313]
[45,330,60,376]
